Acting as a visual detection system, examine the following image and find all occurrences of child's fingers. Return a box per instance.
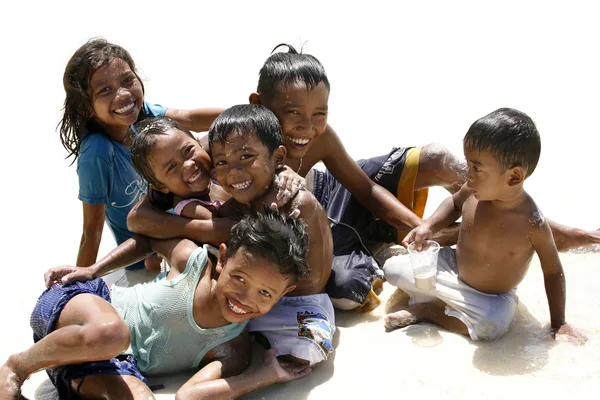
[289,209,301,219]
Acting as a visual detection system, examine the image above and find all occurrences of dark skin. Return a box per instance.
[386,149,587,344]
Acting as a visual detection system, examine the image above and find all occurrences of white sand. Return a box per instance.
[2,1,600,399]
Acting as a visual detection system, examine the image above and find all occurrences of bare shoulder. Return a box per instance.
[290,189,326,217]
[303,125,340,168]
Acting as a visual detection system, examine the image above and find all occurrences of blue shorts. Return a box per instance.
[313,147,425,306]
[30,280,146,399]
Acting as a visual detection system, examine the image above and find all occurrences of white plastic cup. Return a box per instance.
[407,240,440,290]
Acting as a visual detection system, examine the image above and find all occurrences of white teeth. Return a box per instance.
[115,103,135,114]
[228,300,248,315]
[231,181,251,190]
[286,136,310,145]
[187,169,202,183]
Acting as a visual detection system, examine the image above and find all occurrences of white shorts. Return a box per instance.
[248,293,336,365]
[383,247,518,341]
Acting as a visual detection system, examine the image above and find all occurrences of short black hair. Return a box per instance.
[131,117,197,190]
[208,104,283,155]
[257,43,330,102]
[227,208,310,283]
[463,108,541,177]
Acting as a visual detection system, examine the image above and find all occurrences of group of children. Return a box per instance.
[0,37,595,399]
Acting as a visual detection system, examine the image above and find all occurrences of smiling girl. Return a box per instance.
[59,38,222,270]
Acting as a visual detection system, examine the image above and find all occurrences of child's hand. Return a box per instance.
[44,265,95,288]
[401,223,433,249]
[268,167,306,208]
[554,324,588,345]
[262,348,312,384]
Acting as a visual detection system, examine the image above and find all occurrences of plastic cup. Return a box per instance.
[407,240,440,290]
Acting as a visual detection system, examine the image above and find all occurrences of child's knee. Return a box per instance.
[81,319,130,357]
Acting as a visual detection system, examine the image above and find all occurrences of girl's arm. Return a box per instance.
[165,108,225,133]
[176,331,311,400]
[127,195,235,246]
[76,203,105,266]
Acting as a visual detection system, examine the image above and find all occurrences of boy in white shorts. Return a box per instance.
[383,108,585,344]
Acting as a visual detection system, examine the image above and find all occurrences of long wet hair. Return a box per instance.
[257,43,330,102]
[58,38,146,161]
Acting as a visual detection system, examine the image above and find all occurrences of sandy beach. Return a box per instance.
[2,1,599,398]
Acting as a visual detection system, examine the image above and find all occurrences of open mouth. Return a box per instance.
[114,102,136,115]
[227,298,250,316]
[231,180,251,191]
[187,167,204,184]
[285,135,311,147]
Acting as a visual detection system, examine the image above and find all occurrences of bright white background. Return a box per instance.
[0,1,599,397]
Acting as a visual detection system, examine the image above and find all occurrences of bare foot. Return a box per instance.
[0,363,24,400]
[384,309,418,330]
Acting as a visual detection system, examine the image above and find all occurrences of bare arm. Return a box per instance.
[76,203,105,266]
[176,331,310,400]
[402,184,471,247]
[320,126,422,231]
[127,195,235,246]
[531,215,587,344]
[165,107,225,133]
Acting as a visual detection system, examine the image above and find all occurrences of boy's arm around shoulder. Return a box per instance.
[175,329,311,400]
[165,107,225,133]
[530,212,587,345]
[318,125,423,231]
[127,195,235,246]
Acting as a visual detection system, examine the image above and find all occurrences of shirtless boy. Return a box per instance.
[383,108,586,343]
[208,104,335,365]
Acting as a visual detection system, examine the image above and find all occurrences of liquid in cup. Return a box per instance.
[408,240,440,290]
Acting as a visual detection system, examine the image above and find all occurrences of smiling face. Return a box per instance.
[260,81,329,160]
[211,133,286,204]
[89,58,144,141]
[148,128,213,197]
[214,245,295,323]
[464,148,513,201]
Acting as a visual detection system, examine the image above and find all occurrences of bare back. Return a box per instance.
[457,191,541,294]
[284,190,333,296]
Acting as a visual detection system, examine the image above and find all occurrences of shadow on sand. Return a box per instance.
[471,302,553,375]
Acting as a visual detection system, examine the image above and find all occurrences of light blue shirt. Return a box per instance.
[111,246,247,375]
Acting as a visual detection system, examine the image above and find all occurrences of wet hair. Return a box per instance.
[463,108,541,177]
[227,207,310,283]
[131,117,197,191]
[257,43,330,102]
[208,104,283,155]
[58,37,146,160]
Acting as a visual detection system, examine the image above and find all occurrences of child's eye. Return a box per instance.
[287,110,300,115]
[97,87,111,95]
[167,163,177,172]
[259,289,271,298]
[214,160,227,167]
[184,146,193,155]
[240,154,253,161]
[234,276,245,283]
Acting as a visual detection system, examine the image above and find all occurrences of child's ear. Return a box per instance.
[273,145,287,168]
[281,285,297,298]
[249,93,261,105]
[507,166,526,186]
[216,243,228,273]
